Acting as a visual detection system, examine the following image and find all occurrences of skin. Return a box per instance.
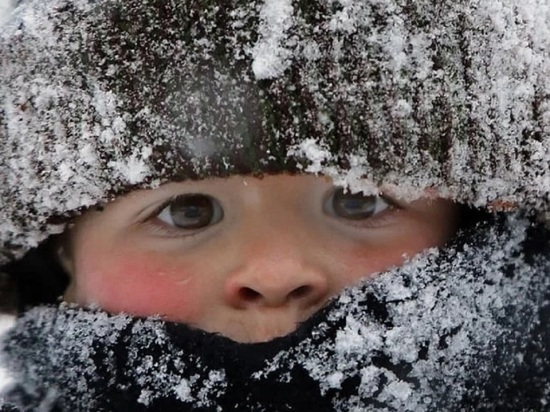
[62,174,459,343]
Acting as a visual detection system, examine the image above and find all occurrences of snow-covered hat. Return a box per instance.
[1,0,549,264]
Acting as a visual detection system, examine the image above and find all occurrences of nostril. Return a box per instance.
[288,285,312,299]
[239,287,262,302]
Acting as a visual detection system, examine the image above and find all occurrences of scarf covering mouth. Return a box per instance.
[1,215,549,411]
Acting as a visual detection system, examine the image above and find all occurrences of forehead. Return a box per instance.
[115,174,334,203]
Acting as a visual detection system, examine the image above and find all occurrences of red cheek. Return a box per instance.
[76,250,203,323]
[337,244,414,284]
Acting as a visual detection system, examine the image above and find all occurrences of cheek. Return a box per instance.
[333,235,439,285]
[73,249,203,323]
[334,245,400,284]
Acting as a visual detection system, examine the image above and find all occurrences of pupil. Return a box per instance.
[185,206,201,218]
[343,198,366,210]
[170,195,213,229]
[333,189,376,220]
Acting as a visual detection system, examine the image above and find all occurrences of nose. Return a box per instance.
[224,247,330,310]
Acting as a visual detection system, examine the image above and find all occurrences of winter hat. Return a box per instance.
[1,0,549,266]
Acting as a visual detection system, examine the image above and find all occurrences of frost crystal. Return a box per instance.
[252,0,294,80]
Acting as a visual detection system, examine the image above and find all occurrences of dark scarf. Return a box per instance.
[1,215,550,412]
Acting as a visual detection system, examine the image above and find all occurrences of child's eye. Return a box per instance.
[156,194,224,230]
[325,188,391,220]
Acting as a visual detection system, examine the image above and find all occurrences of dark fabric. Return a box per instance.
[2,215,549,411]
[1,238,69,312]
[0,404,19,412]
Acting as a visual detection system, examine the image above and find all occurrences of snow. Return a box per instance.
[252,0,294,80]
[0,315,15,393]
[1,305,231,409]
[0,0,13,27]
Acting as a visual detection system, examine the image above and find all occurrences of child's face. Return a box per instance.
[62,175,458,342]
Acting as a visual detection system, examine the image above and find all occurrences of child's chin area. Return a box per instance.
[60,175,460,343]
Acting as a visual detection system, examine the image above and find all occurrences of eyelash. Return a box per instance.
[142,221,191,238]
[342,205,399,229]
[141,197,205,238]
[326,192,401,229]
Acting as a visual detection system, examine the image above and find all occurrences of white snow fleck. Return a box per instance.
[287,138,334,174]
[381,378,413,402]
[0,0,14,27]
[252,0,294,80]
[0,315,15,393]
[173,379,192,402]
[137,389,153,406]
[392,99,413,118]
[110,147,153,185]
[359,366,382,397]
[326,371,344,389]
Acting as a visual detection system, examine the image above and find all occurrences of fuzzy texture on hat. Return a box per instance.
[1,0,549,265]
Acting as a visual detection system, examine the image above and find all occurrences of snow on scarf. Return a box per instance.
[1,215,549,411]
